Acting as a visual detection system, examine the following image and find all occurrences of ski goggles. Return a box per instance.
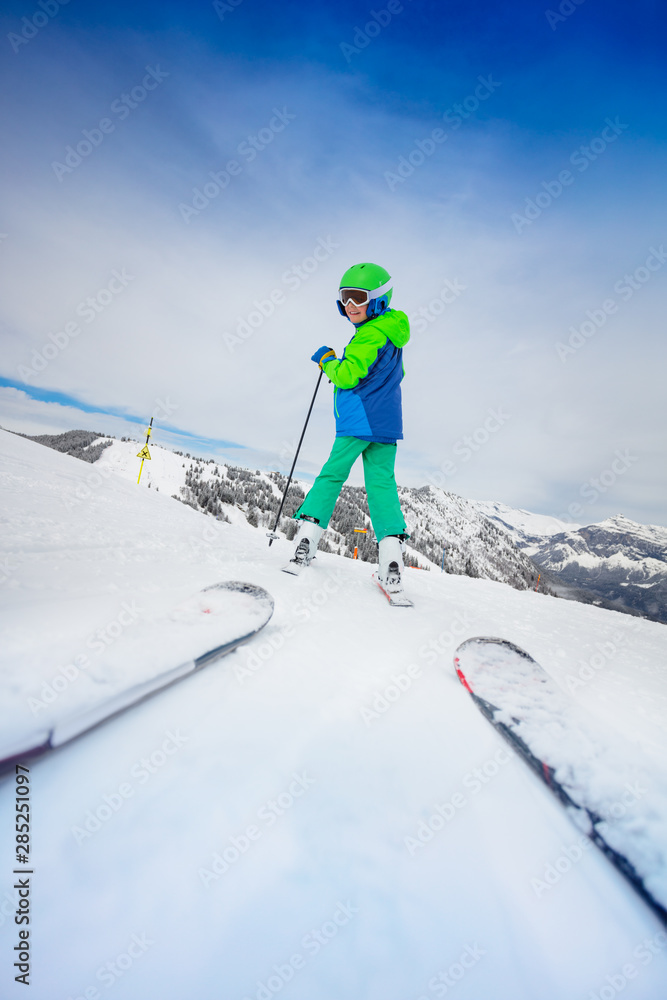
[338,278,392,307]
[338,287,372,307]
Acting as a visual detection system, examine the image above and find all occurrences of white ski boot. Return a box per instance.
[372,535,413,606]
[282,517,324,575]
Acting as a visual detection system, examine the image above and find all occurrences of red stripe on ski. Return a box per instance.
[454,660,473,693]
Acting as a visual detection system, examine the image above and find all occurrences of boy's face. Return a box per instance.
[344,299,369,324]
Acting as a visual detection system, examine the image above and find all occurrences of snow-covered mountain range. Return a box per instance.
[21,429,561,597]
[19,428,667,624]
[11,428,667,623]
[480,501,667,625]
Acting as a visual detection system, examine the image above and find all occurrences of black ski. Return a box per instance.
[454,636,667,929]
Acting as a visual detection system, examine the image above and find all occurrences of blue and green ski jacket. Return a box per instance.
[320,309,410,443]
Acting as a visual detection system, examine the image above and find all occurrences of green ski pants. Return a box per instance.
[294,436,407,541]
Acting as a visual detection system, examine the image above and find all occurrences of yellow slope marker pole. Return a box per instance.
[137,417,154,484]
[353,527,367,560]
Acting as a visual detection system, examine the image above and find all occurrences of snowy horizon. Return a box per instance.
[1,405,664,534]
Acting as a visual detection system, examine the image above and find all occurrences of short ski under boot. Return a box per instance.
[282,517,324,575]
[372,535,413,606]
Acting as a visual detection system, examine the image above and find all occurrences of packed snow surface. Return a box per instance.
[1,428,667,1000]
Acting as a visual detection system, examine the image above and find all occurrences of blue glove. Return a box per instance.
[311,346,336,367]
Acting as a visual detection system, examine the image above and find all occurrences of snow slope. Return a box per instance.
[1,428,667,1000]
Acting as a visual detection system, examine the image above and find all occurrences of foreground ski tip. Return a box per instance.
[179,579,274,616]
[0,580,275,776]
[453,636,667,930]
[454,637,550,701]
[371,572,414,607]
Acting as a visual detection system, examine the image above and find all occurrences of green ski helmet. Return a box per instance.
[337,262,393,320]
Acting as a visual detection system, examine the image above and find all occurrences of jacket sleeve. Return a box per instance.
[320,326,387,389]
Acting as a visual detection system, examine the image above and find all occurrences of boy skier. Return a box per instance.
[285,262,411,601]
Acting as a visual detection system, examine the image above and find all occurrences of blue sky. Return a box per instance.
[1,0,666,526]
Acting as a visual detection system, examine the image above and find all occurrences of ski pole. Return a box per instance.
[267,369,324,546]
